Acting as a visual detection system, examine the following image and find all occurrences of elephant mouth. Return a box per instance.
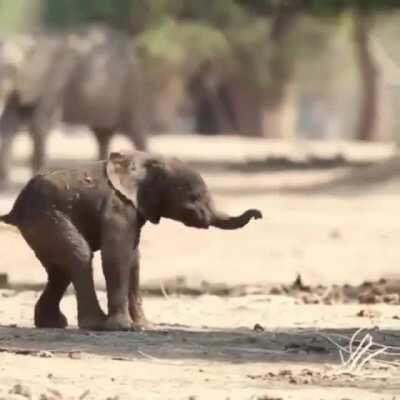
[183,220,209,229]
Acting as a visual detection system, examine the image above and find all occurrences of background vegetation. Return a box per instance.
[1,0,400,142]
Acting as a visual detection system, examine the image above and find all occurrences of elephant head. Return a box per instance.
[106,151,262,229]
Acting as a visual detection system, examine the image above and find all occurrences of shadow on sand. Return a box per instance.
[0,324,399,366]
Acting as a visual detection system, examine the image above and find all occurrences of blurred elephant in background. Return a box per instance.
[0,26,148,185]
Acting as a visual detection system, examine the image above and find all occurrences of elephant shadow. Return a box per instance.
[0,324,399,365]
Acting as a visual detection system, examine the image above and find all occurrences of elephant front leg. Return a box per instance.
[101,222,138,331]
[128,250,148,329]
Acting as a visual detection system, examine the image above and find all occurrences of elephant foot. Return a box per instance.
[130,319,150,332]
[34,309,68,329]
[78,313,107,331]
[129,305,148,330]
[103,313,139,332]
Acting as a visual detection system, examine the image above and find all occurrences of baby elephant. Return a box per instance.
[0,151,262,331]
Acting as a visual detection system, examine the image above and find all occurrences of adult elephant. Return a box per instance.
[0,26,149,185]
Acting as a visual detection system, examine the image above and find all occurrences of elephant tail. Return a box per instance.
[0,213,15,225]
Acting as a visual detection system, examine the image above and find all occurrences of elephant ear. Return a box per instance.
[106,151,147,208]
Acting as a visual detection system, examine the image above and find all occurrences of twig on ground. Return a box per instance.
[137,349,184,365]
[159,281,170,300]
[316,327,400,374]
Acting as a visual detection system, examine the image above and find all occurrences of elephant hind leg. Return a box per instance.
[34,266,70,328]
[20,212,106,330]
[92,128,113,160]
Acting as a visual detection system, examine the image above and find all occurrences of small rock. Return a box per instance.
[37,351,53,358]
[68,351,82,360]
[39,388,63,400]
[358,292,380,304]
[0,290,15,298]
[253,323,265,332]
[78,390,90,400]
[357,309,381,318]
[0,273,9,288]
[278,369,292,377]
[270,286,283,295]
[301,293,321,304]
[257,396,283,400]
[382,293,400,304]
[329,228,341,239]
[291,274,311,292]
[9,384,32,399]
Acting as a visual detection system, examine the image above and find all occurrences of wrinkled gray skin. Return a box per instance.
[0,27,148,185]
[0,151,262,331]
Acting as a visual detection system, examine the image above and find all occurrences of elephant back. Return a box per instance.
[62,31,138,130]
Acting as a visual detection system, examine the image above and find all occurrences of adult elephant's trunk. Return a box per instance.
[210,208,262,230]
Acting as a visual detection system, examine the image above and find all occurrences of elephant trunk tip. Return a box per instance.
[211,208,263,230]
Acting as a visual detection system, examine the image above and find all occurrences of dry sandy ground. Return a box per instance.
[0,132,399,399]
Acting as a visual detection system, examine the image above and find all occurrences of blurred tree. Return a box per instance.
[137,0,302,138]
[28,0,400,140]
[353,9,379,141]
[262,3,298,138]
[0,0,41,35]
[42,0,132,31]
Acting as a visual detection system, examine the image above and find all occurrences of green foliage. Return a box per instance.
[3,0,400,96]
[0,0,41,34]
[42,0,132,31]
[137,18,231,76]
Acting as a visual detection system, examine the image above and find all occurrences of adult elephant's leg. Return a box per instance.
[129,126,147,151]
[125,109,148,151]
[31,129,47,174]
[92,128,113,160]
[0,99,21,184]
[0,134,14,186]
[30,111,51,174]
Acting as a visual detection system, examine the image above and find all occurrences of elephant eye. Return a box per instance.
[189,192,202,202]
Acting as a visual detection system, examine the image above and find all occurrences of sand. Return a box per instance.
[0,132,399,399]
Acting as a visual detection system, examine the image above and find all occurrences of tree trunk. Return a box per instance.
[224,78,265,137]
[263,7,297,139]
[353,11,380,141]
[189,63,235,135]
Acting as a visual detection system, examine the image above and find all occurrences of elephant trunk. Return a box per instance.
[210,208,262,230]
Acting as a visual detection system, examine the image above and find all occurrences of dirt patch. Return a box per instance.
[0,135,399,399]
[132,274,400,307]
[247,366,400,392]
[3,273,400,307]
[270,275,400,306]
